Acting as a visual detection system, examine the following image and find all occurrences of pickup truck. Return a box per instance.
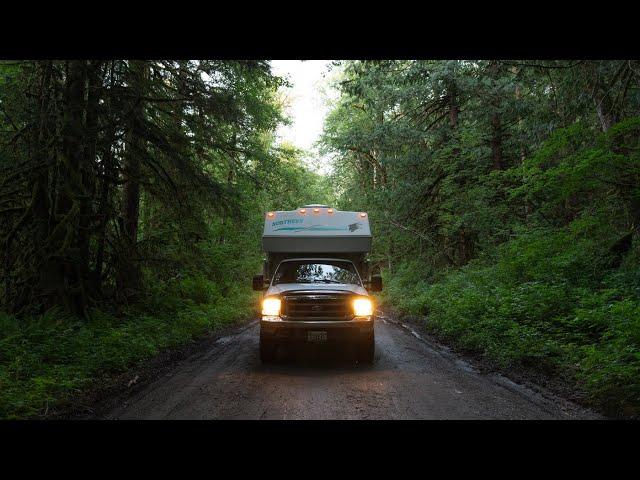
[253,205,382,364]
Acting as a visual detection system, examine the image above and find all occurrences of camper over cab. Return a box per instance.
[253,205,381,364]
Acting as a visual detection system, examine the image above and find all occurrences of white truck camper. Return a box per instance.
[253,205,381,364]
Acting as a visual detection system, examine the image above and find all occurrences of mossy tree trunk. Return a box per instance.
[41,60,89,316]
[117,60,147,300]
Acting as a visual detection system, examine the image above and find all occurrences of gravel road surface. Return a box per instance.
[105,316,599,420]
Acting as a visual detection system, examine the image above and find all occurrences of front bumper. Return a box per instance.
[260,317,374,343]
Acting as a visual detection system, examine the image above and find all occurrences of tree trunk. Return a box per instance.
[488,61,504,171]
[46,60,88,316]
[6,62,55,312]
[631,197,640,235]
[447,80,470,264]
[93,127,115,293]
[513,66,526,165]
[78,61,101,298]
[594,92,617,132]
[490,111,503,170]
[585,62,619,132]
[93,62,117,294]
[117,60,147,299]
[448,84,458,129]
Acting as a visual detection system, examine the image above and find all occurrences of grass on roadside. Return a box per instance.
[0,276,258,419]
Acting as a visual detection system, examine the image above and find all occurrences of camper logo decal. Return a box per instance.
[273,224,349,232]
[272,219,303,227]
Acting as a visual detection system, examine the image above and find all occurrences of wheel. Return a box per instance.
[357,331,375,365]
[260,332,277,363]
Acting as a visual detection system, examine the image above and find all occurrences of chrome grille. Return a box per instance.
[281,294,352,320]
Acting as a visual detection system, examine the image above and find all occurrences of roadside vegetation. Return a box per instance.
[3,60,639,419]
[0,60,331,418]
[323,61,640,417]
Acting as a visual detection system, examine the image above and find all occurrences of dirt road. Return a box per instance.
[104,316,599,420]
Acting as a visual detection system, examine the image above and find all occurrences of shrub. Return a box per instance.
[382,220,640,416]
[0,281,258,419]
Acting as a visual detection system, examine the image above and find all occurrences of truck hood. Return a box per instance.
[266,283,368,296]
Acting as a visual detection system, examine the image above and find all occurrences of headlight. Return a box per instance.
[262,297,281,316]
[353,297,373,316]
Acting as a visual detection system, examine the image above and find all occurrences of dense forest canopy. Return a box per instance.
[0,60,329,317]
[321,60,640,416]
[0,59,335,418]
[1,59,640,418]
[323,60,640,269]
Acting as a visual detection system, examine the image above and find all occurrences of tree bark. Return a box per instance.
[5,63,55,312]
[594,92,617,132]
[585,62,620,132]
[93,128,115,292]
[447,80,471,263]
[117,60,147,298]
[490,111,503,170]
[77,61,101,298]
[489,61,504,171]
[448,84,458,129]
[92,62,118,294]
[46,60,88,315]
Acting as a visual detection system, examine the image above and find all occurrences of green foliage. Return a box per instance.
[382,222,640,415]
[0,60,286,314]
[4,59,640,418]
[326,60,640,417]
[0,60,326,418]
[0,278,258,419]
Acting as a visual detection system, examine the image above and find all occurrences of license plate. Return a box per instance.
[307,331,327,343]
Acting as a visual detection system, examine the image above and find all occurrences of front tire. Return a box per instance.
[357,331,375,365]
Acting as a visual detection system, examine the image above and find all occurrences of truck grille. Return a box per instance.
[281,294,352,320]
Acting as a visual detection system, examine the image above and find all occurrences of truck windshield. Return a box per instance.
[272,260,360,285]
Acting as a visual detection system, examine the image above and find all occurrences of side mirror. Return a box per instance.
[369,275,383,292]
[252,274,265,291]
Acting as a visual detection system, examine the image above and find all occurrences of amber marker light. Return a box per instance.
[299,208,307,214]
[313,208,320,214]
[327,208,334,214]
[266,211,275,218]
[359,212,367,218]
